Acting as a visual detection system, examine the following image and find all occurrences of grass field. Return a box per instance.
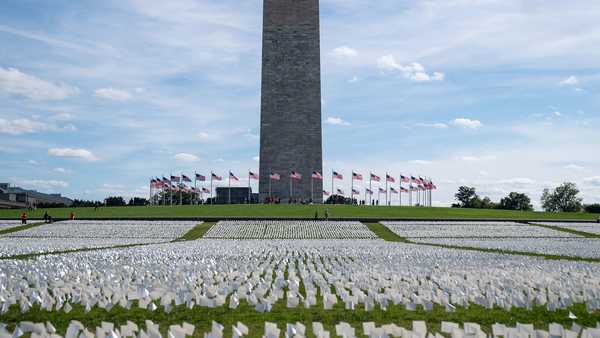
[1,204,598,220]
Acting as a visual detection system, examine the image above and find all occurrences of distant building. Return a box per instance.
[215,187,259,205]
[0,183,73,209]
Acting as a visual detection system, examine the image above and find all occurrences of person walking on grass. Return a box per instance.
[20,212,27,225]
[43,211,49,223]
[69,212,75,220]
[325,209,330,221]
[314,210,319,220]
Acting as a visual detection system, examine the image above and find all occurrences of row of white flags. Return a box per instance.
[150,171,436,197]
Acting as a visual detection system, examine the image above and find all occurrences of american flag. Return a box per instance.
[352,188,360,195]
[410,185,418,192]
[323,190,330,196]
[365,188,373,195]
[312,171,323,180]
[400,175,410,183]
[211,173,222,181]
[170,175,180,183]
[390,187,399,194]
[290,171,302,180]
[332,171,343,180]
[270,172,281,181]
[400,187,409,193]
[202,187,211,193]
[182,174,192,183]
[162,177,170,183]
[352,172,363,181]
[419,176,425,184]
[370,173,381,182]
[386,174,396,183]
[418,185,425,190]
[336,188,344,195]
[195,173,206,181]
[379,187,387,193]
[249,171,259,180]
[229,172,239,181]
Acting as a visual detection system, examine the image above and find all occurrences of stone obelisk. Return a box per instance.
[259,0,323,203]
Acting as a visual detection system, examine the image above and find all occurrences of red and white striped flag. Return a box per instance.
[290,171,302,180]
[195,173,206,182]
[249,171,259,180]
[390,187,399,194]
[312,171,323,180]
[365,188,373,195]
[182,174,192,183]
[323,190,330,196]
[332,171,343,180]
[400,175,410,183]
[229,172,239,181]
[270,172,281,181]
[370,173,381,182]
[379,187,387,193]
[202,187,211,194]
[211,173,222,181]
[386,174,395,183]
[352,172,363,181]
[352,188,360,195]
[336,188,344,195]
[400,187,409,193]
[170,175,180,183]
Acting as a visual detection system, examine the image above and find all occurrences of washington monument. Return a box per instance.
[259,0,323,203]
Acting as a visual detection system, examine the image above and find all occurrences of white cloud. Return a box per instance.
[253,155,260,162]
[553,111,562,117]
[459,155,496,162]
[0,67,78,100]
[173,153,200,162]
[451,118,483,129]
[349,76,359,83]
[584,176,600,187]
[564,164,584,170]
[0,118,46,135]
[331,46,358,58]
[27,160,38,165]
[53,167,72,174]
[415,122,448,129]
[377,55,444,82]
[14,179,69,190]
[48,147,98,161]
[559,75,578,86]
[326,116,350,126]
[410,160,432,165]
[94,87,132,101]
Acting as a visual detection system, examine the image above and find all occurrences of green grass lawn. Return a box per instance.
[1,205,598,220]
[2,299,598,338]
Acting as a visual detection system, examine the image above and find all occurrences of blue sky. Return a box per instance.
[1,0,599,208]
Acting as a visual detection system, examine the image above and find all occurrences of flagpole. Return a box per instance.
[331,170,334,204]
[385,173,389,206]
[149,178,152,206]
[194,173,197,206]
[210,174,214,205]
[289,173,293,203]
[269,169,272,203]
[311,172,314,203]
[351,170,354,205]
[248,170,251,204]
[228,170,231,205]
[369,176,372,206]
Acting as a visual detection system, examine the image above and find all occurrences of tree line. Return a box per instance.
[453,182,600,213]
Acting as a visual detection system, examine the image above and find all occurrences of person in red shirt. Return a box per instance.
[20,212,27,225]
[69,212,75,220]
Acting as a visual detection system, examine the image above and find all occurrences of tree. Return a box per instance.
[498,192,533,211]
[584,204,600,214]
[128,197,149,206]
[454,186,478,208]
[541,182,583,212]
[105,196,126,207]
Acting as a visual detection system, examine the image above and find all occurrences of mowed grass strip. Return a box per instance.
[370,222,600,263]
[0,205,598,220]
[1,302,598,338]
[175,222,216,241]
[0,221,45,236]
[529,222,600,239]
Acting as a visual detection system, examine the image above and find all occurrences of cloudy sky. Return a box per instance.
[1,0,599,208]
